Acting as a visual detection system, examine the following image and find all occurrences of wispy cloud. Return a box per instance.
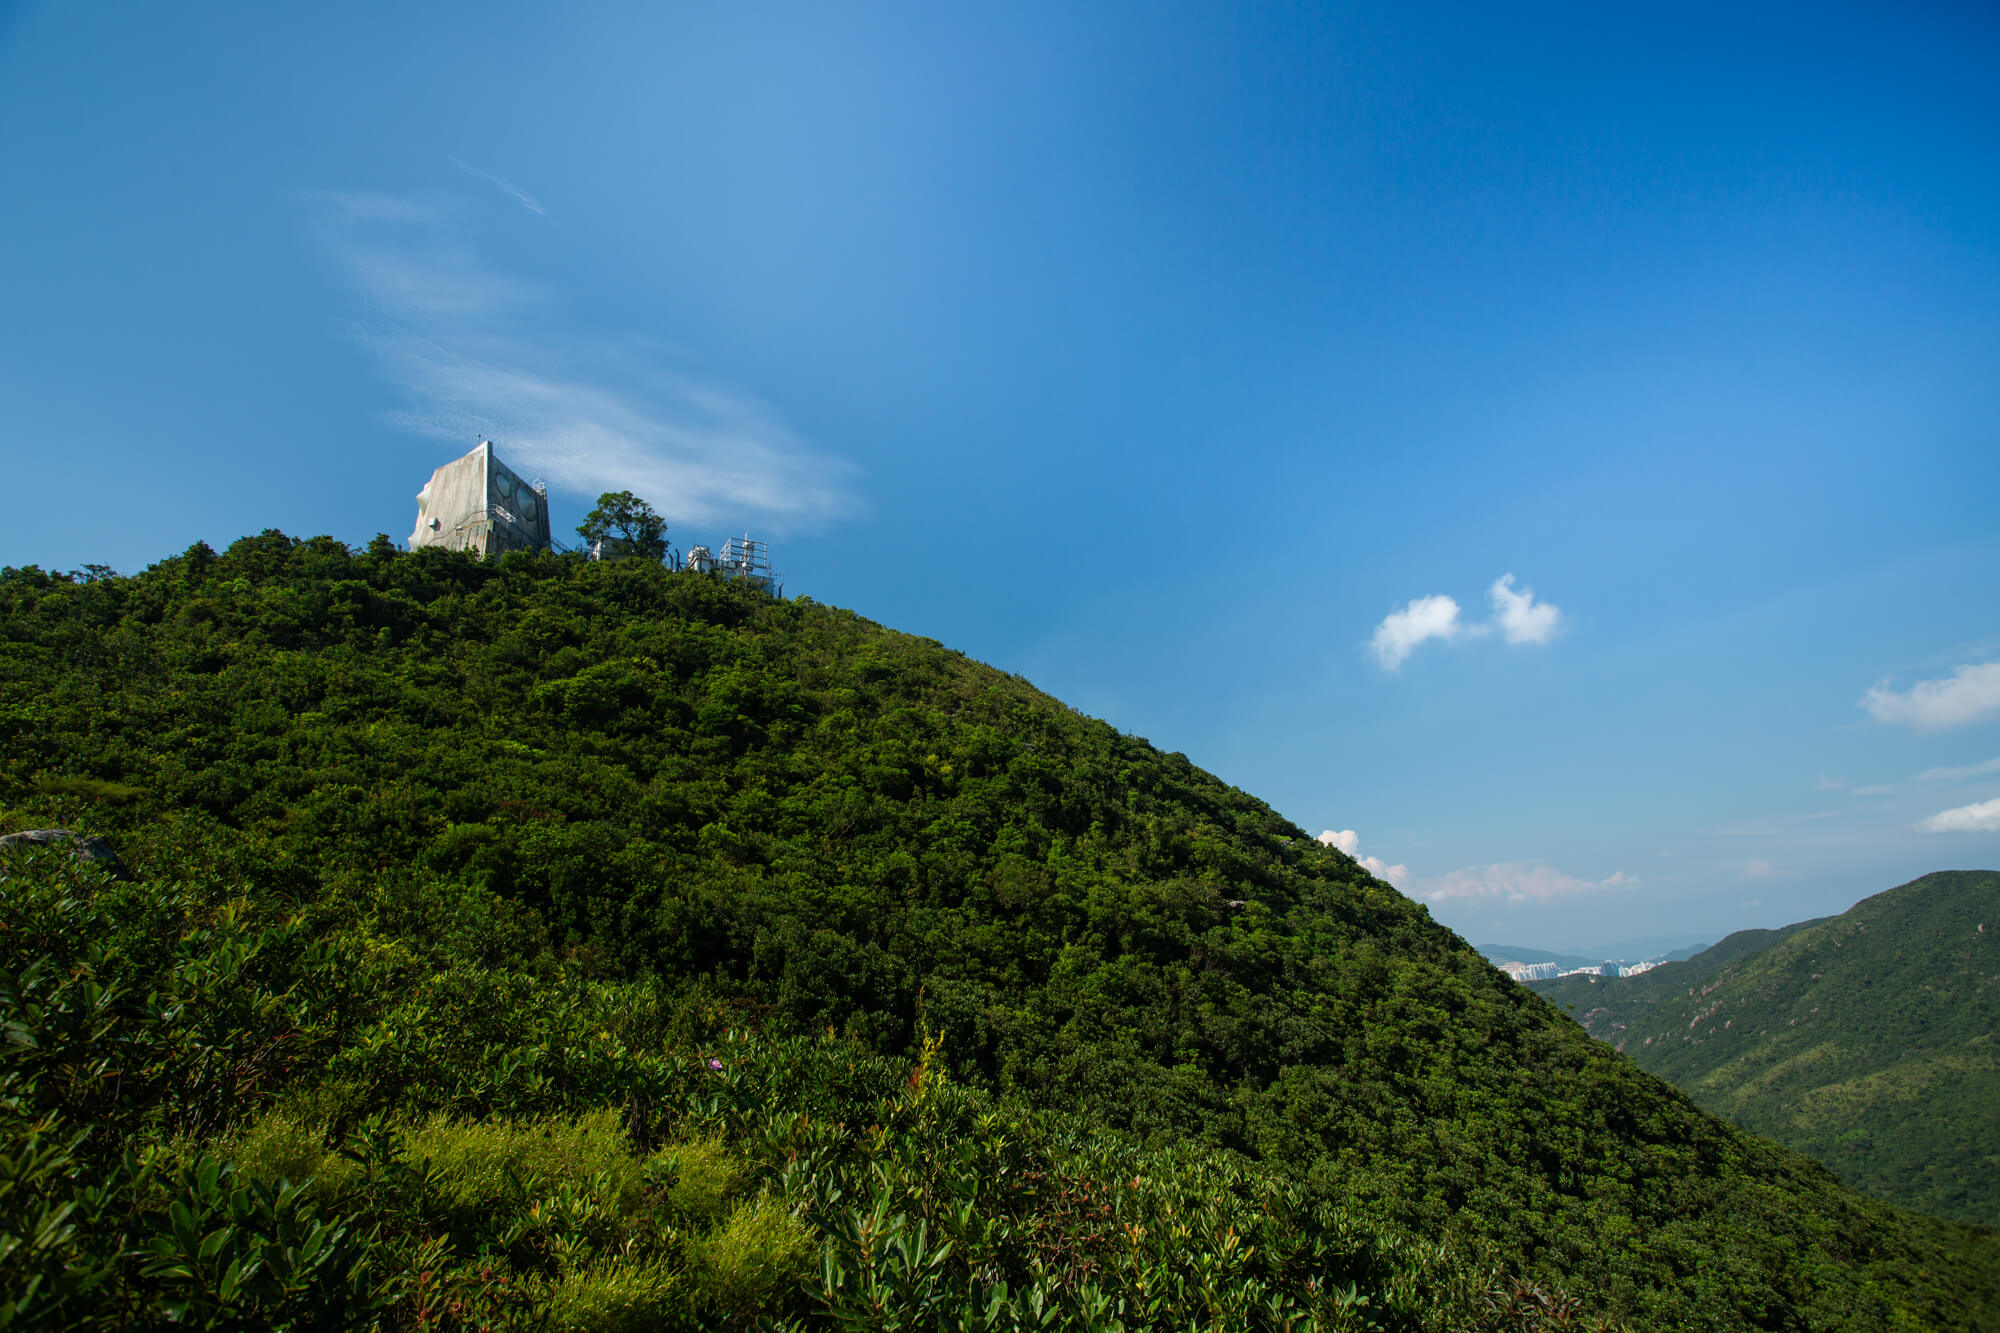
[1918,797,2000,834]
[1740,857,1787,879]
[1369,574,1562,670]
[1917,756,2000,782]
[1316,829,1409,888]
[303,188,858,532]
[1849,784,1895,797]
[1420,862,1632,905]
[300,189,439,223]
[451,157,545,215]
[1861,661,2000,732]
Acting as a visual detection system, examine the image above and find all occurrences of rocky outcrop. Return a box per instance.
[0,828,129,879]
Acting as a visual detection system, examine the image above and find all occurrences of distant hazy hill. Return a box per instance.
[1478,940,1710,970]
[1475,943,1602,969]
[1532,872,1999,1226]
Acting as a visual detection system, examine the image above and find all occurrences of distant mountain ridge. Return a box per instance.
[1531,871,2000,1226]
[1476,943,1604,969]
[1477,939,1708,970]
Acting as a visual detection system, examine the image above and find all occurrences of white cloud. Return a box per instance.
[1815,775,1847,791]
[1849,785,1895,797]
[451,157,545,215]
[1369,595,1466,670]
[375,334,859,528]
[1369,575,1564,670]
[1316,829,1409,888]
[1861,662,2000,732]
[1420,862,1632,905]
[345,249,535,317]
[1917,757,2000,782]
[1489,574,1561,644]
[1361,856,1411,888]
[1918,797,2000,833]
[1741,858,1784,879]
[305,190,858,532]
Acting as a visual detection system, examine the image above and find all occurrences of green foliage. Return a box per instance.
[0,852,1557,1331]
[690,1195,816,1316]
[401,1106,645,1214]
[660,1133,746,1219]
[576,490,668,561]
[31,774,145,804]
[224,1103,358,1201]
[2,538,1998,1329]
[1532,870,2000,1226]
[530,1256,680,1333]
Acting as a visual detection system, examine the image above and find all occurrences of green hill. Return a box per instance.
[4,532,1998,1330]
[1532,871,2000,1227]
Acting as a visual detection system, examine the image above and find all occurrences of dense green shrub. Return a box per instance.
[0,854,1552,1330]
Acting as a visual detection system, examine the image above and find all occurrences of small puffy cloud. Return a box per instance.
[1421,862,1632,905]
[1918,797,2000,833]
[1370,575,1564,670]
[1370,595,1465,670]
[1489,574,1561,645]
[1861,662,2000,732]
[1361,856,1411,888]
[1741,858,1781,879]
[1317,829,1409,888]
[1917,756,2000,782]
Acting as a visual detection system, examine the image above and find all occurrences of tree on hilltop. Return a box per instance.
[577,490,667,561]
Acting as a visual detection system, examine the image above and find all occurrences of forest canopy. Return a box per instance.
[2,533,1996,1330]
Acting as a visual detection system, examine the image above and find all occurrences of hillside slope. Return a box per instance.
[1533,871,2000,1226]
[4,533,1998,1329]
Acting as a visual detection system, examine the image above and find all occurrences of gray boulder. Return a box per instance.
[0,828,130,879]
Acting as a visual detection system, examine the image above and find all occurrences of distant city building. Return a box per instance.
[1498,955,1666,984]
[409,441,552,556]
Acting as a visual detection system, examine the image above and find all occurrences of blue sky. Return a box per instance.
[3,1,1996,953]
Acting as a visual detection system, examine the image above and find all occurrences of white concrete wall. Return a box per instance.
[409,442,553,554]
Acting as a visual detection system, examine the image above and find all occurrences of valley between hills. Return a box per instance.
[3,533,1996,1331]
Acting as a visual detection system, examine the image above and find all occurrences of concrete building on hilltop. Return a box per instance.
[409,441,552,556]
